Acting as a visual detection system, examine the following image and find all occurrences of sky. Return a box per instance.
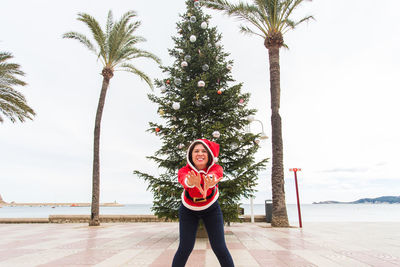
[1,0,400,206]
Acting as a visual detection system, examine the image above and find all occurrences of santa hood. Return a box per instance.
[186,139,219,174]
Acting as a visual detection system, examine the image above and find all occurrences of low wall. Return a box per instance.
[0,215,266,224]
[49,215,176,223]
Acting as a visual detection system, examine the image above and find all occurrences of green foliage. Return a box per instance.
[63,10,160,86]
[0,52,35,123]
[134,0,268,224]
[203,0,314,41]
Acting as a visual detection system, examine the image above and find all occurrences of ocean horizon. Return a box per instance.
[1,203,400,222]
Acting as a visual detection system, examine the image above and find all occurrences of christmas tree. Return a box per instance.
[134,0,268,223]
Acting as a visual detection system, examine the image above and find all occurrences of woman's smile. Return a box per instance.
[192,144,208,169]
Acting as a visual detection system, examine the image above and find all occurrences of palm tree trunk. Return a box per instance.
[267,45,289,227]
[89,74,111,226]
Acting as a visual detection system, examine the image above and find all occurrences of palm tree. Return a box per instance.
[204,0,313,227]
[0,52,35,123]
[63,10,161,226]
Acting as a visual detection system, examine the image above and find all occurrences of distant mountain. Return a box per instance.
[313,196,400,204]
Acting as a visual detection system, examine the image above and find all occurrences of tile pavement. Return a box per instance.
[0,222,399,266]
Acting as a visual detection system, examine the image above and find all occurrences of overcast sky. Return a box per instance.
[1,0,399,206]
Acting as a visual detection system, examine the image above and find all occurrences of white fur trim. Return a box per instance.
[184,178,195,188]
[181,189,219,211]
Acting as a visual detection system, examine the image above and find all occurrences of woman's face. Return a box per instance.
[192,143,209,170]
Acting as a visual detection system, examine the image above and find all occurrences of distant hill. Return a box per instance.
[313,196,400,204]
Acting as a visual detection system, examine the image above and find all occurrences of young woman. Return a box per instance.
[172,139,234,267]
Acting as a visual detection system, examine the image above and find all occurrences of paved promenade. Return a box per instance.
[0,222,399,266]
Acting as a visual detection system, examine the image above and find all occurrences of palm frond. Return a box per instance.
[239,25,264,38]
[118,63,153,89]
[63,31,98,55]
[76,13,106,62]
[205,0,313,40]
[0,86,35,123]
[108,11,138,64]
[65,10,159,90]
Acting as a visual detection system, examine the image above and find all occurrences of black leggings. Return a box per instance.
[172,201,234,267]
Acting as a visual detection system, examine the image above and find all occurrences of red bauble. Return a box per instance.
[166,80,170,85]
[217,90,222,95]
[155,127,160,132]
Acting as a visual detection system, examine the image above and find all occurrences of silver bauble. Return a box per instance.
[197,80,205,87]
[201,22,207,29]
[202,64,209,71]
[178,143,185,149]
[190,16,197,23]
[172,102,180,110]
[212,131,221,138]
[175,78,182,86]
[190,35,197,42]
[181,61,188,68]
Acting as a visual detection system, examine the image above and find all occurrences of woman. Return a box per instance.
[172,139,234,267]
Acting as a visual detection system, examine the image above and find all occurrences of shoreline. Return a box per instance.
[0,214,266,224]
[0,202,124,207]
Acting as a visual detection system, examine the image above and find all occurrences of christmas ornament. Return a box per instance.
[216,43,222,48]
[172,102,180,110]
[178,143,185,149]
[160,86,167,93]
[190,35,197,42]
[217,90,222,95]
[227,65,233,70]
[158,109,165,116]
[175,78,182,86]
[212,131,221,138]
[184,55,191,62]
[155,127,160,132]
[201,22,207,29]
[202,64,209,71]
[190,16,197,23]
[254,138,261,145]
[238,98,245,106]
[187,12,192,17]
[194,0,201,8]
[197,80,205,87]
[166,79,171,85]
[181,61,188,67]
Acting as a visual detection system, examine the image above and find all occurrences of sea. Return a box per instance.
[1,204,400,223]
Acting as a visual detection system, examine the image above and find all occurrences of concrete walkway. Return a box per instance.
[0,222,399,266]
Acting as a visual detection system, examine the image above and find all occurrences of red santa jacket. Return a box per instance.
[178,139,222,211]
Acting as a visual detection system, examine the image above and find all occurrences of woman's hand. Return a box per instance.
[202,174,223,198]
[186,170,204,195]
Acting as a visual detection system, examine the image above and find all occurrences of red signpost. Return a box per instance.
[289,168,302,228]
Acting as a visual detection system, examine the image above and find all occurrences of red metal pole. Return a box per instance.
[294,171,303,228]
